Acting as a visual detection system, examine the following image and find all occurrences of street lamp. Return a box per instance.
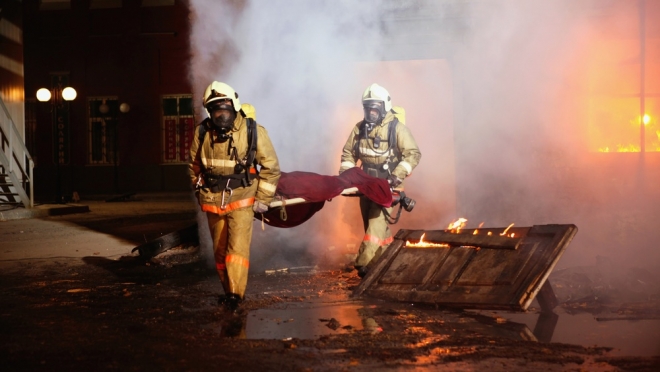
[37,81,77,204]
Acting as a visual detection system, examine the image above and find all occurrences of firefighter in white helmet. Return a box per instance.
[189,81,281,312]
[339,83,421,277]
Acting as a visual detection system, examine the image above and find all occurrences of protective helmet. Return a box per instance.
[203,81,241,115]
[362,83,392,114]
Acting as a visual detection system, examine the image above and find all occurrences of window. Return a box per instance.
[161,95,195,163]
[88,97,118,165]
[142,0,175,7]
[90,0,122,9]
[39,0,71,10]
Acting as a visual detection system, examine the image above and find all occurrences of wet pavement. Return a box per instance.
[479,308,660,357]
[1,194,659,371]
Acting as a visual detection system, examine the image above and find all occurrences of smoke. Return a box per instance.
[188,0,660,272]
[449,0,659,269]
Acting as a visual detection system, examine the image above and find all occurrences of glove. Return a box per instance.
[252,200,269,214]
[387,174,403,188]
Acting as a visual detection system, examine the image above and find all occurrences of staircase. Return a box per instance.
[0,96,34,209]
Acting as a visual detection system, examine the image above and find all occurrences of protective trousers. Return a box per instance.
[355,196,394,268]
[206,207,254,299]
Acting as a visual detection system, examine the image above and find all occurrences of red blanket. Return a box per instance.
[262,167,391,228]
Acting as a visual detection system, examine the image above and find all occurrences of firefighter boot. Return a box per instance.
[224,293,243,314]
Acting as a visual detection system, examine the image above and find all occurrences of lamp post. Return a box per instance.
[37,80,76,204]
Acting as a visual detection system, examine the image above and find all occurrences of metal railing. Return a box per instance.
[0,95,34,208]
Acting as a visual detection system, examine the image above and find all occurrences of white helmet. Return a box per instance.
[362,83,392,113]
[203,81,241,115]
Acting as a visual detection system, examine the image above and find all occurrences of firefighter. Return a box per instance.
[189,81,281,312]
[339,83,421,277]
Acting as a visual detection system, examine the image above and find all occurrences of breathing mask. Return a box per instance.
[363,101,385,126]
[208,99,236,133]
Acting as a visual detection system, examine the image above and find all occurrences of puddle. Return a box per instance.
[478,307,660,356]
[209,296,659,357]
[245,302,369,340]
[207,301,377,340]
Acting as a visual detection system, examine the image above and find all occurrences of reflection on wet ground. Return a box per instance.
[210,296,658,358]
[208,300,381,340]
[246,302,368,339]
[475,307,660,357]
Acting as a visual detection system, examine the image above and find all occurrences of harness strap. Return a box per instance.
[204,171,258,192]
[198,117,260,192]
[354,117,400,160]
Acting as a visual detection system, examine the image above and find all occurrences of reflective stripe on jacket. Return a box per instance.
[339,111,421,181]
[189,115,280,215]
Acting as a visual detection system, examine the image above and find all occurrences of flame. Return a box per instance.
[447,218,467,233]
[643,114,651,125]
[406,233,450,248]
[594,113,660,152]
[500,223,515,236]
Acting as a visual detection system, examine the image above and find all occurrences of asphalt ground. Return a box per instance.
[1,194,659,371]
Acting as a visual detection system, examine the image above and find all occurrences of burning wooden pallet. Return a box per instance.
[353,224,578,312]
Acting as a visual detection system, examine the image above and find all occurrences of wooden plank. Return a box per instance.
[430,247,475,285]
[354,224,578,312]
[379,248,451,284]
[410,230,521,250]
[352,239,405,297]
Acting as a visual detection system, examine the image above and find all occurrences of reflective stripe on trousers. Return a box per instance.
[355,196,393,267]
[202,197,255,215]
[206,207,254,298]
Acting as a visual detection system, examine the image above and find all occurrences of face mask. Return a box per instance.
[212,110,235,131]
[364,108,380,124]
[208,101,236,132]
[363,102,383,125]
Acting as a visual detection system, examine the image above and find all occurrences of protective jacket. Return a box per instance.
[339,110,421,185]
[189,114,280,214]
[339,109,421,270]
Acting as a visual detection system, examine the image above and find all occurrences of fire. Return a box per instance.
[447,218,467,232]
[406,219,517,248]
[406,233,449,248]
[473,222,484,235]
[595,113,660,152]
[446,219,515,237]
[500,223,515,237]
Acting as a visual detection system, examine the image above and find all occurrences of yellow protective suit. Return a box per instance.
[189,112,280,298]
[339,109,421,269]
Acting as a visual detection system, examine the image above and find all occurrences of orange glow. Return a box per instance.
[592,105,659,152]
[406,233,450,248]
[587,34,660,153]
[447,218,467,233]
[499,223,515,236]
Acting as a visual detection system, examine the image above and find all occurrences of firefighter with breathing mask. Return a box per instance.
[189,81,280,312]
[339,83,421,277]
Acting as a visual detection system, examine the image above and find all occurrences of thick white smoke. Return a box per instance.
[189,0,392,271]
[189,0,659,272]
